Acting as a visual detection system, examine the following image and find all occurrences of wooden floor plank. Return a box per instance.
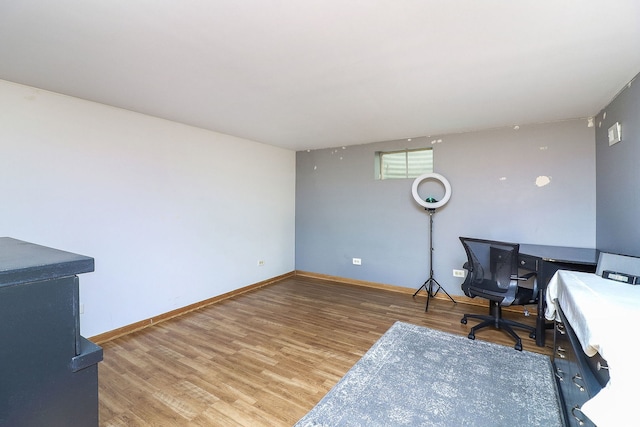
[99,275,553,426]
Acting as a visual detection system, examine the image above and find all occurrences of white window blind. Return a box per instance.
[376,148,433,180]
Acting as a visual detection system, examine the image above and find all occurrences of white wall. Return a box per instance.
[0,80,296,337]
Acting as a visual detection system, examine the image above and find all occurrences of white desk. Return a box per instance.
[546,270,639,427]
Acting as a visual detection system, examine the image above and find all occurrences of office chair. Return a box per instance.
[459,237,538,351]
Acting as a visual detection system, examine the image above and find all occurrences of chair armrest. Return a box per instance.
[512,271,538,300]
[514,271,536,281]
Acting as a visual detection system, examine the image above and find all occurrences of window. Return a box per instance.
[375,148,433,180]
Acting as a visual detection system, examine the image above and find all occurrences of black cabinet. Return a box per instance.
[553,305,609,427]
[0,237,102,426]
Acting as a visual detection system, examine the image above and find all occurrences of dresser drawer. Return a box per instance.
[553,303,606,427]
[518,254,538,271]
[553,358,596,427]
[554,321,596,427]
[584,350,610,388]
[554,321,575,364]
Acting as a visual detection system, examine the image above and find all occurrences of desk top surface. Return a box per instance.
[519,243,599,265]
[0,237,94,287]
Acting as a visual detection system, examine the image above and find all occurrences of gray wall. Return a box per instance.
[296,120,596,296]
[595,74,640,256]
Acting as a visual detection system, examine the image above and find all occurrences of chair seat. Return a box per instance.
[466,280,535,306]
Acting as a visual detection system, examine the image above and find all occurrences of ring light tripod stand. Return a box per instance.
[411,173,457,311]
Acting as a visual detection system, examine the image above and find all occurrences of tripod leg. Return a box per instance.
[430,278,457,304]
[412,281,428,298]
[424,278,434,312]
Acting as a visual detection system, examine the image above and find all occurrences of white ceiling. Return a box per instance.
[1,1,639,151]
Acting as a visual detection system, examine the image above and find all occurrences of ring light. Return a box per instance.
[411,173,452,209]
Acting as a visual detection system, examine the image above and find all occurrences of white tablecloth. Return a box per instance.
[545,270,639,427]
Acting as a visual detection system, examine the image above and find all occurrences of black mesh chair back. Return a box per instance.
[461,238,522,305]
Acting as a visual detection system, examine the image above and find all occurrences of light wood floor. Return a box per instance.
[98,275,553,426]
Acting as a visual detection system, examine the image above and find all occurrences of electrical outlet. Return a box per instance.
[257,260,265,267]
[453,269,466,278]
[352,258,362,265]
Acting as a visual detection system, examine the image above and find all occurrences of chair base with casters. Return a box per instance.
[461,300,536,351]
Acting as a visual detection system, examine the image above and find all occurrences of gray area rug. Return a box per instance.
[295,321,562,426]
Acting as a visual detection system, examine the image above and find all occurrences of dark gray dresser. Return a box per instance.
[553,306,609,427]
[548,254,640,426]
[0,237,103,426]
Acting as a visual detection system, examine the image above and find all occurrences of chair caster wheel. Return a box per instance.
[529,332,536,339]
[515,342,523,351]
[468,332,475,340]
[461,318,467,324]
